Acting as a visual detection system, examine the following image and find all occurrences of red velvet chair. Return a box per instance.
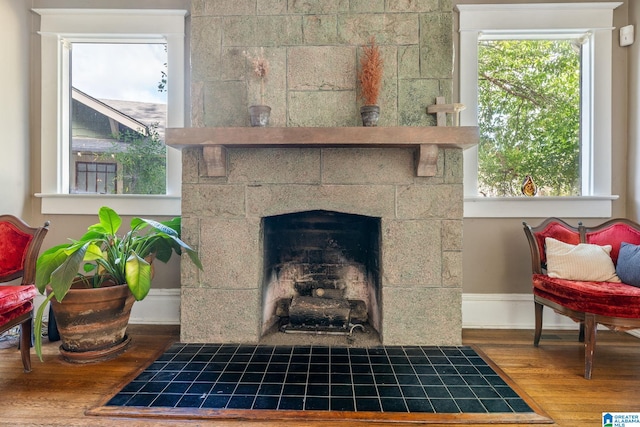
[524,217,640,379]
[0,215,49,372]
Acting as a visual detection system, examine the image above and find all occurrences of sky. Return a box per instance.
[71,43,168,105]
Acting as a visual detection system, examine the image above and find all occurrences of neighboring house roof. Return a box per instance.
[71,87,167,154]
[72,88,150,136]
[72,137,130,154]
[99,98,167,140]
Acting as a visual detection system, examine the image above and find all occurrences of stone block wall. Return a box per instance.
[180,0,462,345]
[190,0,454,127]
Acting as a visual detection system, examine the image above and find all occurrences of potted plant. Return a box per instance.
[358,36,384,126]
[244,47,271,127]
[34,206,202,363]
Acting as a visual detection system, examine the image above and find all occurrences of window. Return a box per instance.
[75,162,117,194]
[34,9,186,215]
[458,3,621,218]
[478,38,581,197]
[71,43,167,196]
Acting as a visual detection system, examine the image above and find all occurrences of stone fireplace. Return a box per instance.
[172,2,477,346]
[170,127,476,346]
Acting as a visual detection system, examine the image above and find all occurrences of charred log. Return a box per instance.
[289,296,350,328]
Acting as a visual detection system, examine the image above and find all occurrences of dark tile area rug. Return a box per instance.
[88,343,552,424]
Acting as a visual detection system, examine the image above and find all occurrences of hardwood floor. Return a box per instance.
[1,325,639,426]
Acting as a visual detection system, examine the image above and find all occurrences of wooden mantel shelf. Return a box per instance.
[166,126,479,177]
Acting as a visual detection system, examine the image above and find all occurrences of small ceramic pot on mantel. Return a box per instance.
[360,105,380,127]
[249,105,271,127]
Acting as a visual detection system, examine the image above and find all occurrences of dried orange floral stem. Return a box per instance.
[358,37,383,106]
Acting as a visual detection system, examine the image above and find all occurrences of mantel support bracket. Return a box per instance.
[416,145,439,177]
[201,145,227,177]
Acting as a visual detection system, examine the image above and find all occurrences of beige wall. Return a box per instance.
[629,2,640,220]
[14,0,635,298]
[1,1,32,217]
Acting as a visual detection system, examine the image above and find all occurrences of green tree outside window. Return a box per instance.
[104,124,166,195]
[477,39,581,197]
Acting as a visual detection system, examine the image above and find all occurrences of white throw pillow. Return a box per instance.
[545,237,621,282]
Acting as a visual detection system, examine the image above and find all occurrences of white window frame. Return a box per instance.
[34,9,187,216]
[458,3,621,218]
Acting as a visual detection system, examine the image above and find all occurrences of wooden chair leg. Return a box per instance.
[533,301,543,347]
[578,321,585,342]
[20,318,32,373]
[584,313,596,380]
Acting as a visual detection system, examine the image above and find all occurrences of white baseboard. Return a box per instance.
[35,291,625,332]
[462,293,578,330]
[129,289,181,325]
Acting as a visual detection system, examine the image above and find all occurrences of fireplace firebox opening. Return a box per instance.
[261,210,382,344]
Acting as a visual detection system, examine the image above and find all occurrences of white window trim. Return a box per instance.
[33,9,187,216]
[457,2,622,218]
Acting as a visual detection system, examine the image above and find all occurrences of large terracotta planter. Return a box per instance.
[47,281,135,364]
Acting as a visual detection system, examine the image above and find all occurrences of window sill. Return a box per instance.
[464,196,618,218]
[36,193,181,216]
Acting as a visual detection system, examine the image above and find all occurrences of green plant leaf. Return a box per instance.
[184,247,203,271]
[159,234,203,270]
[125,253,152,301]
[75,228,107,242]
[34,292,55,361]
[35,245,70,294]
[138,217,179,237]
[49,243,89,301]
[83,243,105,261]
[98,206,122,235]
[161,217,181,234]
[152,238,174,264]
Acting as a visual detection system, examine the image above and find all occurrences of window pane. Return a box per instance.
[75,161,116,194]
[70,43,167,195]
[477,39,581,197]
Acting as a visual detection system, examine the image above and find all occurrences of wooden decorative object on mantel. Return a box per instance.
[427,96,466,127]
[166,126,478,178]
